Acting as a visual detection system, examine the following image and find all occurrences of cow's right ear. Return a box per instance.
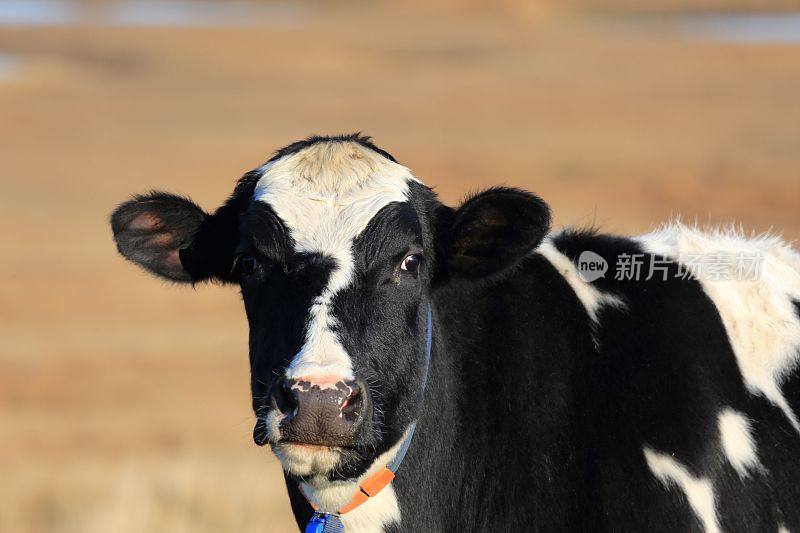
[111,192,237,283]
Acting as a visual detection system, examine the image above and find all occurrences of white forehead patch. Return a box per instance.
[253,140,418,379]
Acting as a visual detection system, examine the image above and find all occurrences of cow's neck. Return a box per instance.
[396,254,595,530]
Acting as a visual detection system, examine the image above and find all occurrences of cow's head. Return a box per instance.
[111,135,550,490]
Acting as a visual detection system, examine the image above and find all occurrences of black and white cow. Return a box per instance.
[111,134,800,532]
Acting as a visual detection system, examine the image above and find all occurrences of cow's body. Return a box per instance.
[283,226,800,533]
[111,135,800,532]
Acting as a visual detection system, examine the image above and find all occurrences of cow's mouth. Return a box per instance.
[272,439,347,476]
[278,440,352,452]
[283,441,332,450]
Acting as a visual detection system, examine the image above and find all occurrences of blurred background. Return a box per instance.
[1,1,798,531]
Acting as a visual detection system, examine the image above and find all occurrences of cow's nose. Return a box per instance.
[273,377,366,446]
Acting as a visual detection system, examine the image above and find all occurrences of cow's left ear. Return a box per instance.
[111,192,238,283]
[439,187,551,278]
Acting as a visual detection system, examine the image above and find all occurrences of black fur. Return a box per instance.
[111,136,800,532]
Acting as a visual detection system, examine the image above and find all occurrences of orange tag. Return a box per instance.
[337,490,369,514]
[336,467,396,514]
[359,467,395,497]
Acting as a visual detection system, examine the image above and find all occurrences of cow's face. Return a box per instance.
[237,141,433,480]
[111,135,550,485]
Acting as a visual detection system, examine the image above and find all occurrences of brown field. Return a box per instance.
[1,2,798,532]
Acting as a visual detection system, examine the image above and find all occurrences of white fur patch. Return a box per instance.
[254,140,417,379]
[638,223,800,433]
[538,239,626,323]
[717,408,762,478]
[265,409,282,443]
[300,427,412,532]
[643,447,720,533]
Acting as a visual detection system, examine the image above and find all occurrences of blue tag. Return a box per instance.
[305,512,344,533]
[305,513,327,533]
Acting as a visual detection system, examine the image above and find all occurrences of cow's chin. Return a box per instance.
[271,442,343,477]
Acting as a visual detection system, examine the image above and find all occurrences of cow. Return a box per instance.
[111,134,800,533]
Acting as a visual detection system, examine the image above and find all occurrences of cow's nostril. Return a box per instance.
[273,379,298,416]
[341,384,364,423]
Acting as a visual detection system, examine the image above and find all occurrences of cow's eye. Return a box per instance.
[400,254,422,274]
[235,254,259,277]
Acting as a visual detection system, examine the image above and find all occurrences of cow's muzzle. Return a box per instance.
[272,377,367,447]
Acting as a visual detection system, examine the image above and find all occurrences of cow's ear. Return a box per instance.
[111,192,236,283]
[440,187,551,278]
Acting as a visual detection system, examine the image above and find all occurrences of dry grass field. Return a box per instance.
[0,2,798,532]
